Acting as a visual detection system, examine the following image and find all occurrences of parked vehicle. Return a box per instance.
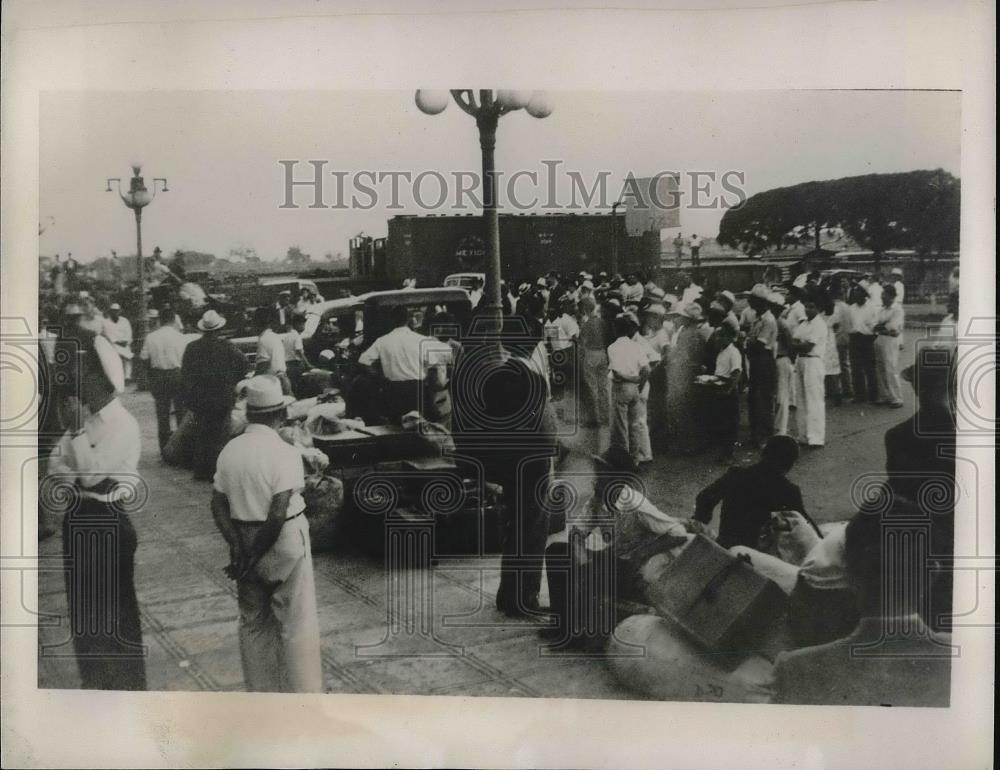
[443,272,484,291]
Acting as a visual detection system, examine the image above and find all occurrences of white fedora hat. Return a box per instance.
[244,375,295,414]
[197,309,226,331]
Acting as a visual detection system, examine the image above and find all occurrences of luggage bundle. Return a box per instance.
[643,534,788,663]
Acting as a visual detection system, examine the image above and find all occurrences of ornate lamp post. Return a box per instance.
[415,89,552,351]
[106,165,168,338]
[610,198,625,278]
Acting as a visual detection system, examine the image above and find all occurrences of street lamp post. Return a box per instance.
[610,198,625,277]
[415,89,551,354]
[106,165,168,338]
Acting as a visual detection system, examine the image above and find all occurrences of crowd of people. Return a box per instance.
[479,265,919,465]
[38,257,959,706]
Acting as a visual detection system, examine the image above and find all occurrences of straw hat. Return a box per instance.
[681,302,704,321]
[243,375,295,414]
[767,292,786,308]
[197,309,226,331]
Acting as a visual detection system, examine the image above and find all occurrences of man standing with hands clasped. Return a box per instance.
[211,375,322,693]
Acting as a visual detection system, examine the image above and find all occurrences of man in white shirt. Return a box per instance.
[211,375,322,693]
[709,323,743,458]
[46,330,145,689]
[255,311,291,393]
[140,307,189,451]
[847,285,879,402]
[874,283,905,407]
[281,313,310,396]
[102,302,134,382]
[607,313,650,463]
[468,276,484,309]
[688,234,703,267]
[621,273,644,304]
[770,292,797,437]
[889,267,905,303]
[746,287,778,446]
[678,271,703,305]
[358,305,442,422]
[791,290,829,447]
[549,299,580,413]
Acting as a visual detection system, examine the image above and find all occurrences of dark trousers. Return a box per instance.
[385,379,423,424]
[496,458,552,613]
[849,333,878,402]
[62,498,146,690]
[191,406,231,481]
[286,360,306,398]
[710,390,741,445]
[690,247,700,267]
[747,348,776,444]
[148,368,184,451]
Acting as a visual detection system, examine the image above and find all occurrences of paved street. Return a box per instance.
[37,335,923,697]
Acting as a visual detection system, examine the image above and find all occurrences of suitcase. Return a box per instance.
[312,429,382,467]
[645,534,788,659]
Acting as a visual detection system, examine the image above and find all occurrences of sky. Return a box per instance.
[39,89,961,263]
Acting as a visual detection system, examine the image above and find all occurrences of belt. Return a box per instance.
[799,355,820,358]
[233,510,304,526]
[78,489,130,504]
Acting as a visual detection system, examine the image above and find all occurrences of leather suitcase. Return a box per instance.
[645,534,787,659]
[313,429,382,467]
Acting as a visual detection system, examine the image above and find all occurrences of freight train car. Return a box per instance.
[370,212,661,287]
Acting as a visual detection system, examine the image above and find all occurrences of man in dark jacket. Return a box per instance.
[693,435,819,548]
[181,309,249,480]
[454,315,558,617]
[883,344,956,631]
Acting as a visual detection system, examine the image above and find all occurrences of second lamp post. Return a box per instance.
[106,164,168,338]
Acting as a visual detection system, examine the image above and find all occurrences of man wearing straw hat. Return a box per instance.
[745,284,778,447]
[102,301,134,382]
[181,309,250,480]
[211,375,322,692]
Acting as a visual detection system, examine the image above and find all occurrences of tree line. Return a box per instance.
[717,169,960,266]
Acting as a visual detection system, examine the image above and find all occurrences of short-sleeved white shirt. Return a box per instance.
[358,326,429,381]
[607,336,648,379]
[714,343,743,377]
[256,328,287,374]
[550,313,580,351]
[792,314,829,355]
[213,424,305,521]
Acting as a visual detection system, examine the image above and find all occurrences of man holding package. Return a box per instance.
[211,375,323,693]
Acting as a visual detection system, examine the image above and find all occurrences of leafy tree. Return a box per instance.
[718,169,960,268]
[286,245,311,264]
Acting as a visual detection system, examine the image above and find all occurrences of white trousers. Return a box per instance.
[874,334,903,405]
[236,516,323,693]
[774,356,796,436]
[795,356,826,446]
[611,381,646,462]
[633,383,653,463]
